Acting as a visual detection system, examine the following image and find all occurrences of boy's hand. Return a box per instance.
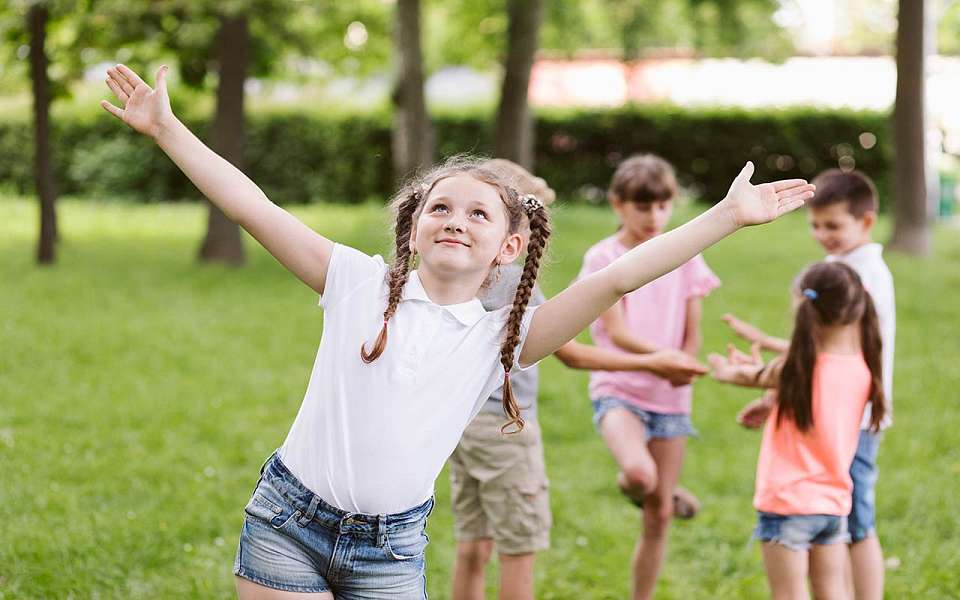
[646,349,708,387]
[737,390,777,429]
[722,313,767,345]
[101,64,173,140]
[721,162,815,227]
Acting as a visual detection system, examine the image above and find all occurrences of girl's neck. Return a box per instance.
[616,229,654,249]
[416,264,485,305]
[816,323,861,355]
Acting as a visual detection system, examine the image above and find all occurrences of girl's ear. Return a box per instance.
[498,232,525,264]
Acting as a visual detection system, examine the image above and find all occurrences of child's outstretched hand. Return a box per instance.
[737,389,776,429]
[101,64,172,140]
[646,349,709,387]
[707,342,764,386]
[722,162,815,227]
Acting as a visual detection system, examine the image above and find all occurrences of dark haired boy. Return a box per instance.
[722,168,895,600]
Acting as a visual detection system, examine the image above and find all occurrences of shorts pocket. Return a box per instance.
[506,479,551,536]
[244,488,299,530]
[385,524,429,561]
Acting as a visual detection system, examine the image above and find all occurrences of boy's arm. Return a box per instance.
[553,342,707,386]
[101,65,334,294]
[520,164,814,366]
[722,313,789,354]
[600,304,660,354]
[681,297,703,356]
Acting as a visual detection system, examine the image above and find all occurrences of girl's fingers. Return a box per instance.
[771,178,809,192]
[735,161,755,183]
[117,63,148,89]
[155,65,169,93]
[106,78,128,103]
[100,100,124,120]
[778,197,807,215]
[778,185,816,201]
[109,68,135,97]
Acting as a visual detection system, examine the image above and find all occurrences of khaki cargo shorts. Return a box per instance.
[447,412,551,555]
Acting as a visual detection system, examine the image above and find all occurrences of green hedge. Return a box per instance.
[0,104,891,207]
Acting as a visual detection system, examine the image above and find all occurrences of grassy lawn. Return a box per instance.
[1,197,958,599]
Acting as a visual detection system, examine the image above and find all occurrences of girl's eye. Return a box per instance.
[471,209,488,219]
[431,204,448,213]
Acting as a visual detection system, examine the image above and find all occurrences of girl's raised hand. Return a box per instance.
[721,162,815,227]
[101,64,172,139]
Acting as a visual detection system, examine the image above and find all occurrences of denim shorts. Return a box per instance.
[849,430,882,543]
[755,512,850,551]
[591,396,697,439]
[234,453,434,598]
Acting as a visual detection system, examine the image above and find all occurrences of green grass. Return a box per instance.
[1,197,958,599]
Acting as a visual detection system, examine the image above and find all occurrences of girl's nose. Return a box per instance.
[443,219,465,233]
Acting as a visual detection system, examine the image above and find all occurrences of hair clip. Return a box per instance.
[802,288,818,300]
[521,194,543,214]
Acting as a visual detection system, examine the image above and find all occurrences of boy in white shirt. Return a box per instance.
[722,169,894,600]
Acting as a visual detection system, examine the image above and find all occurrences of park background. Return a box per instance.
[2,0,959,598]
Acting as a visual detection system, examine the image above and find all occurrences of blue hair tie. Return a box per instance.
[802,288,818,300]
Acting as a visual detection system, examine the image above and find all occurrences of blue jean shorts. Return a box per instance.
[591,396,697,439]
[849,430,882,543]
[234,453,434,598]
[755,512,850,552]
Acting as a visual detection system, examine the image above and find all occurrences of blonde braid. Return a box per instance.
[498,203,552,433]
[360,189,422,362]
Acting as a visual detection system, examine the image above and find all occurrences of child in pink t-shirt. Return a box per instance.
[578,155,720,600]
[709,261,885,599]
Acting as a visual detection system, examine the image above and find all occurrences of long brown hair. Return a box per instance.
[359,155,552,433]
[777,262,885,432]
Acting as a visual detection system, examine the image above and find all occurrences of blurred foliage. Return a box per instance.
[0,103,890,207]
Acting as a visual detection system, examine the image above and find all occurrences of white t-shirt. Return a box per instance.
[279,243,537,515]
[827,243,896,429]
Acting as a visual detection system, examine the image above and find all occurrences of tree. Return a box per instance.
[889,0,931,255]
[28,2,57,264]
[493,0,543,170]
[391,0,433,180]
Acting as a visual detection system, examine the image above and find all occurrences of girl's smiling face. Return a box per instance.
[410,175,523,280]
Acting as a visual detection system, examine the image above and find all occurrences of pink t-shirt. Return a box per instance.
[754,353,871,516]
[578,234,720,414]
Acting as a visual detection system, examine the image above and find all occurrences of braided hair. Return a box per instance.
[498,194,552,433]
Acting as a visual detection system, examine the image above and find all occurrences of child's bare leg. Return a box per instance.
[499,552,536,600]
[236,577,334,600]
[809,543,850,600]
[761,544,811,600]
[599,409,658,500]
[849,536,884,600]
[452,538,494,600]
[630,437,685,600]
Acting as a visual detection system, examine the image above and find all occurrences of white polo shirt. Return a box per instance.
[279,243,537,515]
[827,243,895,429]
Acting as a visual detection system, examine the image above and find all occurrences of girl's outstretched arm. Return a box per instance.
[519,163,814,366]
[101,64,334,294]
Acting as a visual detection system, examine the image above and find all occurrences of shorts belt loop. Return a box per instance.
[298,494,321,527]
[376,514,388,548]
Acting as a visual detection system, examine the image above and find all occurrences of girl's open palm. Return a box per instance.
[723,162,816,226]
[101,64,172,139]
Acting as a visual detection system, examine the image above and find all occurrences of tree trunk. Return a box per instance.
[889,0,930,255]
[391,0,433,181]
[198,13,248,265]
[29,3,57,265]
[493,0,544,170]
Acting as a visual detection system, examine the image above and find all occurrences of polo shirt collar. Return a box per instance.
[402,270,487,327]
[826,242,883,263]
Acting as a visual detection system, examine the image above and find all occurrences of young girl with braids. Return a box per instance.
[708,262,885,600]
[101,64,814,599]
